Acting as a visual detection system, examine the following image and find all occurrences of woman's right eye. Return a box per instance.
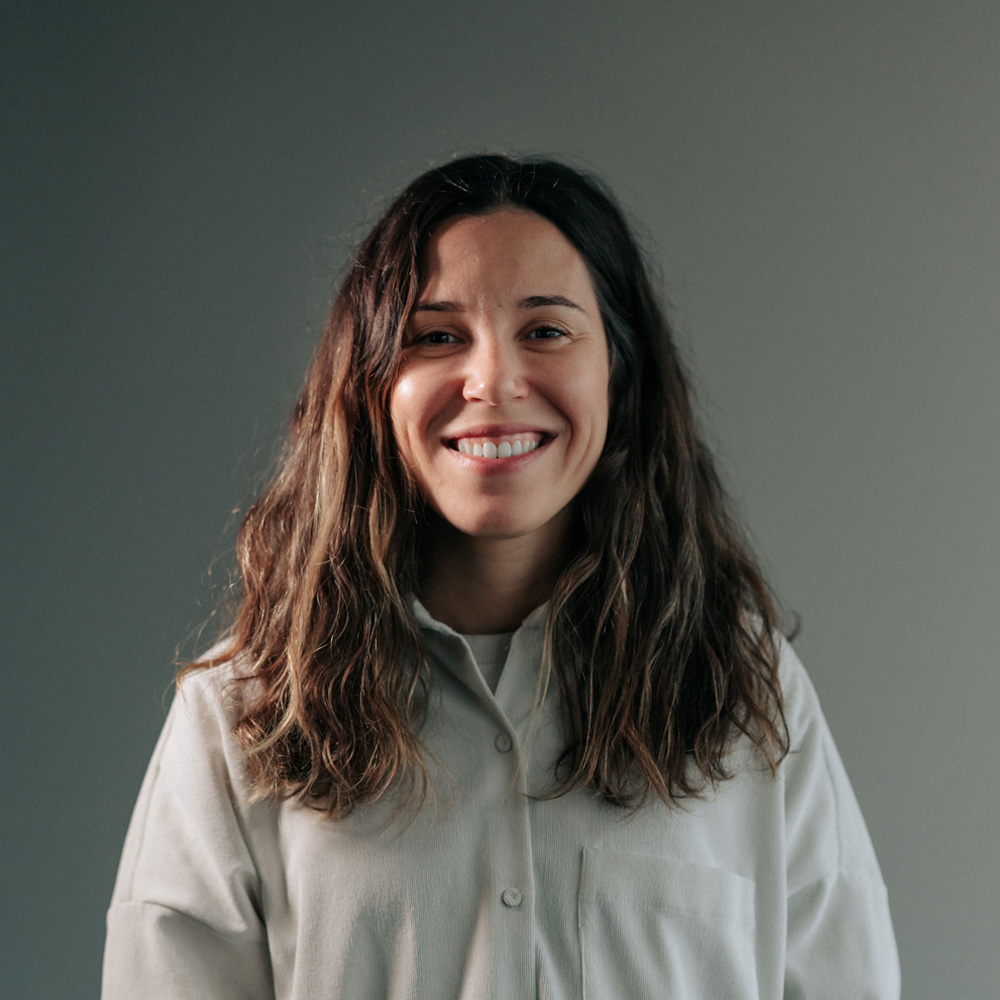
[413,330,460,346]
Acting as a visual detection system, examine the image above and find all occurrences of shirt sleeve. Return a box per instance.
[778,644,901,999]
[102,669,274,999]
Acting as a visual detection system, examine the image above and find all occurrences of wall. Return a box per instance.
[3,1,997,994]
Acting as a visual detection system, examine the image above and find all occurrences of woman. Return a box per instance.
[103,155,899,998]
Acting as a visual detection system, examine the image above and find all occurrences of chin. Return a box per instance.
[434,501,571,546]
[453,514,543,540]
[427,500,529,538]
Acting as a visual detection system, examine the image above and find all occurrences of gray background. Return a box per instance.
[3,1,997,996]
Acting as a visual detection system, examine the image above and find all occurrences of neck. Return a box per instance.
[418,514,572,634]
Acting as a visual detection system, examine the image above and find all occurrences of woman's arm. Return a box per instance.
[102,670,274,999]
[779,645,901,998]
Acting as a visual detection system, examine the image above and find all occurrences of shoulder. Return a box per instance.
[774,635,824,746]
[154,651,260,805]
[172,658,239,732]
[773,636,886,887]
[174,638,261,723]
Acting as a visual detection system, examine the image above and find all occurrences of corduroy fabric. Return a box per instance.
[103,602,899,999]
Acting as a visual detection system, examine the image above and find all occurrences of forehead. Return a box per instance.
[417,210,596,302]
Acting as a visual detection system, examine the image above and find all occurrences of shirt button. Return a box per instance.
[501,887,523,908]
[494,733,513,753]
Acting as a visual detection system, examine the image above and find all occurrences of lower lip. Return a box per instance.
[445,438,552,473]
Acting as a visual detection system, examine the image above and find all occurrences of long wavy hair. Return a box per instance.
[182,154,788,817]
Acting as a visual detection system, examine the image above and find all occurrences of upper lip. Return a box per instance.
[443,423,555,441]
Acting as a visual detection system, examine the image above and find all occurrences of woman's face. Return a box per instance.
[390,209,610,548]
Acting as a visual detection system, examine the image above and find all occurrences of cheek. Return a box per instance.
[389,376,420,454]
[565,355,611,439]
[389,373,447,488]
[592,345,612,434]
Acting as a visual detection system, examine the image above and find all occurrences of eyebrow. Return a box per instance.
[413,295,588,314]
[519,294,587,313]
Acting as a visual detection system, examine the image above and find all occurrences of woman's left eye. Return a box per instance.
[525,325,567,341]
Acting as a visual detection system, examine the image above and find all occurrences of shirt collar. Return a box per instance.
[409,595,548,636]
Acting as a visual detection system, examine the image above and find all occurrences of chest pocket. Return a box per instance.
[579,847,759,1000]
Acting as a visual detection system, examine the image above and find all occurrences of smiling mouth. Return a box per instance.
[446,432,549,459]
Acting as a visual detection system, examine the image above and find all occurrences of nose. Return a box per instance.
[462,335,527,405]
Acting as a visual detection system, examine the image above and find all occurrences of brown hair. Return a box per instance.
[182,154,787,816]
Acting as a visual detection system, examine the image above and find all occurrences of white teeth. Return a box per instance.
[454,436,541,459]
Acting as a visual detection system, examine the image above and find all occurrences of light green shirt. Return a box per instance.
[460,630,514,692]
[103,602,899,998]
